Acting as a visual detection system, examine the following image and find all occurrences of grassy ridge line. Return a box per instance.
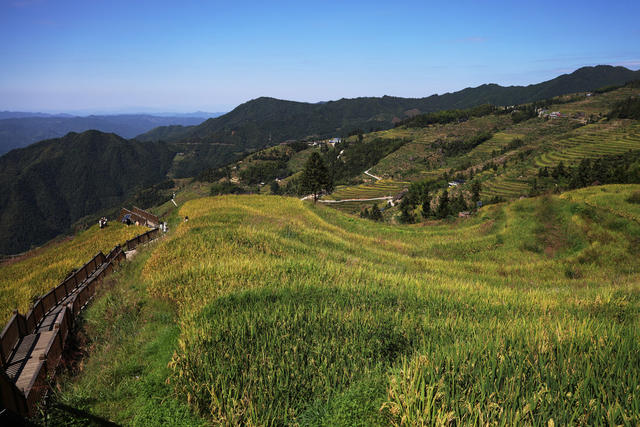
[121,189,640,424]
[0,222,147,323]
[560,184,640,223]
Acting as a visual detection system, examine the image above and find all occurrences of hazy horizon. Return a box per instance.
[1,0,639,113]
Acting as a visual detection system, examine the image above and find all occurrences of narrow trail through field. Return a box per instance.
[364,169,382,180]
[300,194,392,203]
[319,196,392,203]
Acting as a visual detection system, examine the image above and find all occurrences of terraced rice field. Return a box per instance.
[462,132,524,162]
[482,175,531,199]
[535,124,640,168]
[368,115,511,180]
[548,87,640,117]
[57,188,640,425]
[324,180,408,201]
[561,184,640,223]
[324,200,390,215]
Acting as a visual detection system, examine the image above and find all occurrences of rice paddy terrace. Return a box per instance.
[318,180,408,215]
[50,187,640,425]
[333,86,640,203]
[535,122,640,168]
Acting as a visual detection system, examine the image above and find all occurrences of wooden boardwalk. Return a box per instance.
[0,227,160,418]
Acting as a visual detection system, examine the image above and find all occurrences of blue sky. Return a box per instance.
[1,0,638,113]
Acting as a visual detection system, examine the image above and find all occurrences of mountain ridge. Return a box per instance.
[0,113,220,156]
[136,65,640,177]
[0,130,174,255]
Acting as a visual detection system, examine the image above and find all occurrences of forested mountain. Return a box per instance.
[2,65,638,253]
[137,66,640,177]
[0,130,174,255]
[0,113,217,155]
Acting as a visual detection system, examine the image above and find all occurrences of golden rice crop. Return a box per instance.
[0,223,146,323]
[132,185,640,424]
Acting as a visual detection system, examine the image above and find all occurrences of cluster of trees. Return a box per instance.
[198,143,309,184]
[323,137,406,183]
[535,151,640,194]
[608,96,640,120]
[398,104,497,128]
[594,79,640,94]
[360,204,383,221]
[238,160,289,185]
[628,191,640,204]
[396,179,482,223]
[510,105,538,123]
[210,181,247,196]
[433,131,494,158]
[129,179,175,209]
[198,144,312,196]
[491,138,524,158]
[251,142,308,160]
[198,165,232,182]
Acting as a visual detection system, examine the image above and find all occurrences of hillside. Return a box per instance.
[136,66,640,177]
[0,222,146,323]
[0,130,174,255]
[317,84,640,218]
[0,114,217,156]
[44,189,640,425]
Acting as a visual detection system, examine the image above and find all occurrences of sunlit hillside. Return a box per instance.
[55,188,640,425]
[0,222,146,323]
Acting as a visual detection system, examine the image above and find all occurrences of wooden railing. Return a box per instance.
[0,228,159,418]
[131,207,160,227]
[126,227,159,251]
[118,207,160,228]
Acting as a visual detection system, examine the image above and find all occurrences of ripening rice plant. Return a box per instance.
[134,187,640,425]
[0,222,146,322]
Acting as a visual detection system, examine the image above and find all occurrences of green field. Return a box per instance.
[325,180,409,201]
[481,175,531,199]
[368,115,512,180]
[53,187,640,425]
[535,123,640,168]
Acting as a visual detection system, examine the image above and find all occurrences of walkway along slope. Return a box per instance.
[0,227,160,418]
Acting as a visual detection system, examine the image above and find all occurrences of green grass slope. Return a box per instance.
[55,188,640,425]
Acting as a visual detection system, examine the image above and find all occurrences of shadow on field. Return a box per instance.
[43,403,120,427]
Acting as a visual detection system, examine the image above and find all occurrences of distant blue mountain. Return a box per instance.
[0,113,222,155]
[0,111,74,119]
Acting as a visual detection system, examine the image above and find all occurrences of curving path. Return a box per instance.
[364,169,382,181]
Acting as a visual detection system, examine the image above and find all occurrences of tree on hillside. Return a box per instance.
[471,180,481,207]
[421,191,431,219]
[270,180,281,195]
[451,193,468,214]
[370,203,383,221]
[552,161,567,179]
[300,152,333,202]
[399,198,415,224]
[436,190,450,219]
